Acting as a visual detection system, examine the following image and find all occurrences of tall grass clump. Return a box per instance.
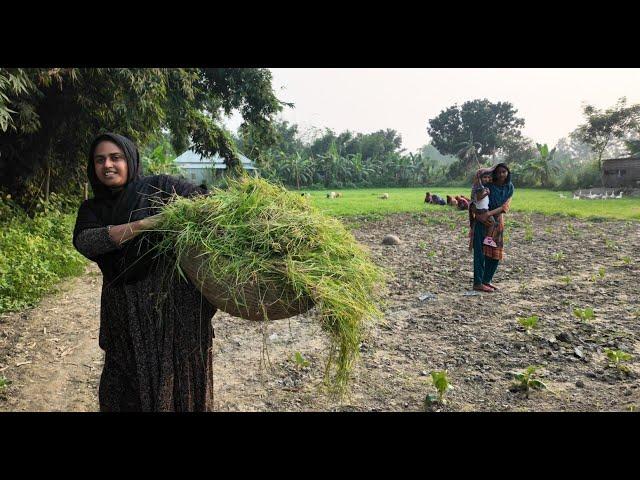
[152,176,388,395]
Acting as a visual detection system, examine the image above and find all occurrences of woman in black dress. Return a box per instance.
[73,132,216,411]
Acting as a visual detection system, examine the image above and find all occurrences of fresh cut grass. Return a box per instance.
[152,176,388,395]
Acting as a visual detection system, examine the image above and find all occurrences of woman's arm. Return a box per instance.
[107,214,162,246]
[74,215,162,259]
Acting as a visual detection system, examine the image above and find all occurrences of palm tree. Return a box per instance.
[456,132,484,168]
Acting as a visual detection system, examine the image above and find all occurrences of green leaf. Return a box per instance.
[529,379,547,390]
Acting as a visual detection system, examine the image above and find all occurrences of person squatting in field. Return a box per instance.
[73,132,216,412]
[468,163,514,293]
[425,192,446,205]
[425,191,470,210]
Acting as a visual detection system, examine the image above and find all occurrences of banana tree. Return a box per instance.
[142,143,183,176]
[521,143,559,187]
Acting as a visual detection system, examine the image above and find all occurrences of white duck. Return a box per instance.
[615,191,623,199]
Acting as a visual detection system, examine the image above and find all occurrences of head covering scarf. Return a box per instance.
[73,133,206,285]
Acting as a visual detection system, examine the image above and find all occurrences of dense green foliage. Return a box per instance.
[0,195,86,314]
[236,121,456,188]
[0,68,285,211]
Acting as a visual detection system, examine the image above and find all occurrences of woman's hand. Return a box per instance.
[139,214,163,230]
[108,214,163,246]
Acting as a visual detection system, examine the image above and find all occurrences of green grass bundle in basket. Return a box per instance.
[152,176,387,393]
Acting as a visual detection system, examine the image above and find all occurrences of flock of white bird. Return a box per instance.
[560,190,624,200]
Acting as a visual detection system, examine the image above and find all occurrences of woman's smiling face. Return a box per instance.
[93,141,128,188]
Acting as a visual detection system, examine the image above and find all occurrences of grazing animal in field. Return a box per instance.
[380,193,389,199]
[572,192,580,200]
[327,191,337,199]
[335,192,343,198]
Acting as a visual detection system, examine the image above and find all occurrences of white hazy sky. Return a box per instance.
[225,68,640,153]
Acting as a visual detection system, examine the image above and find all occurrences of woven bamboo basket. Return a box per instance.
[180,249,314,321]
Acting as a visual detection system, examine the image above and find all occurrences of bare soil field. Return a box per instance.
[1,211,639,412]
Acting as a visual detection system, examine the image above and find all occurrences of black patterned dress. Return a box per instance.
[73,176,216,412]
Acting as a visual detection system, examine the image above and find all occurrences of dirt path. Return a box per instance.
[1,212,639,412]
[0,264,103,411]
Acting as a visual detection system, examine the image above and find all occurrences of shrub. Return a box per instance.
[0,210,86,314]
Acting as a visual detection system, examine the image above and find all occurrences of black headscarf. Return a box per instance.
[74,133,206,285]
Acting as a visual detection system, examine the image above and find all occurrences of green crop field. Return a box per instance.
[304,188,640,221]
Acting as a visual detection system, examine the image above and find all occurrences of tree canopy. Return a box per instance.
[427,98,525,169]
[572,97,640,171]
[0,68,286,205]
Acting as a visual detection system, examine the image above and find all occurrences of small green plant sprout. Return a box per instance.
[517,315,540,335]
[418,241,428,251]
[604,348,633,374]
[0,376,10,395]
[598,267,606,279]
[291,351,310,370]
[524,225,534,242]
[424,370,453,407]
[560,276,572,286]
[573,307,595,322]
[552,251,565,262]
[427,250,438,259]
[509,365,548,398]
[620,256,632,266]
[605,239,617,251]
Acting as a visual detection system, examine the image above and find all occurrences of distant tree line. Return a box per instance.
[236,97,640,190]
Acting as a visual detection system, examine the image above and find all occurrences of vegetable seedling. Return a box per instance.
[573,307,595,322]
[509,365,547,398]
[517,315,540,335]
[604,348,633,374]
[292,351,310,370]
[424,370,453,408]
